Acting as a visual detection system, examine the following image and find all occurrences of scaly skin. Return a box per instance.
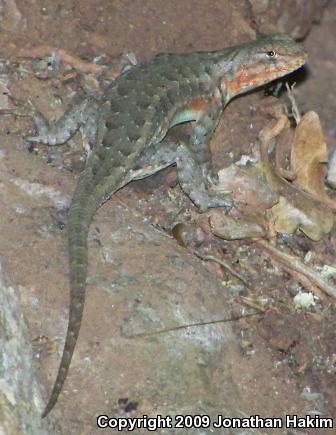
[31,34,307,417]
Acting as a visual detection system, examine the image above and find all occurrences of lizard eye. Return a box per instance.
[267,50,276,58]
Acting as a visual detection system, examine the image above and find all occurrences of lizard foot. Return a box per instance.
[196,192,234,213]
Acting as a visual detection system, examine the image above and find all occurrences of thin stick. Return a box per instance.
[255,239,336,300]
[194,251,251,289]
[127,312,261,339]
[285,82,301,124]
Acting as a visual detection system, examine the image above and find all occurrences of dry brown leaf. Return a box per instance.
[291,111,328,198]
[259,111,334,241]
[210,107,334,243]
[267,195,333,241]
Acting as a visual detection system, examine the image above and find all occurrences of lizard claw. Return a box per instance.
[197,192,234,212]
[214,195,234,211]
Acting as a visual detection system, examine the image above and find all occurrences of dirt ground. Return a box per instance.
[0,1,336,434]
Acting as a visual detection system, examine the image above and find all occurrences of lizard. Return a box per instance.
[27,34,307,417]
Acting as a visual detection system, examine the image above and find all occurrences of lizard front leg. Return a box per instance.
[175,141,232,211]
[188,98,224,189]
[137,136,232,212]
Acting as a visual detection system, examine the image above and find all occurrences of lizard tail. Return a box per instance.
[42,169,97,418]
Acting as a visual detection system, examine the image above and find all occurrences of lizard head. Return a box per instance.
[216,34,307,101]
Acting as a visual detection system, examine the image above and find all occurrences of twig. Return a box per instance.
[285,82,301,124]
[126,312,261,339]
[236,295,267,313]
[194,251,251,289]
[0,108,31,117]
[254,239,336,300]
[14,45,104,75]
[194,252,268,312]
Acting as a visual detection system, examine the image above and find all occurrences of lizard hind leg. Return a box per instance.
[26,98,100,148]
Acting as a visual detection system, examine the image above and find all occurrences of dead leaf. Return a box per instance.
[267,195,333,241]
[291,111,328,198]
[259,111,334,241]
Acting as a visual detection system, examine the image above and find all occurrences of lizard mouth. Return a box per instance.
[266,53,307,83]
